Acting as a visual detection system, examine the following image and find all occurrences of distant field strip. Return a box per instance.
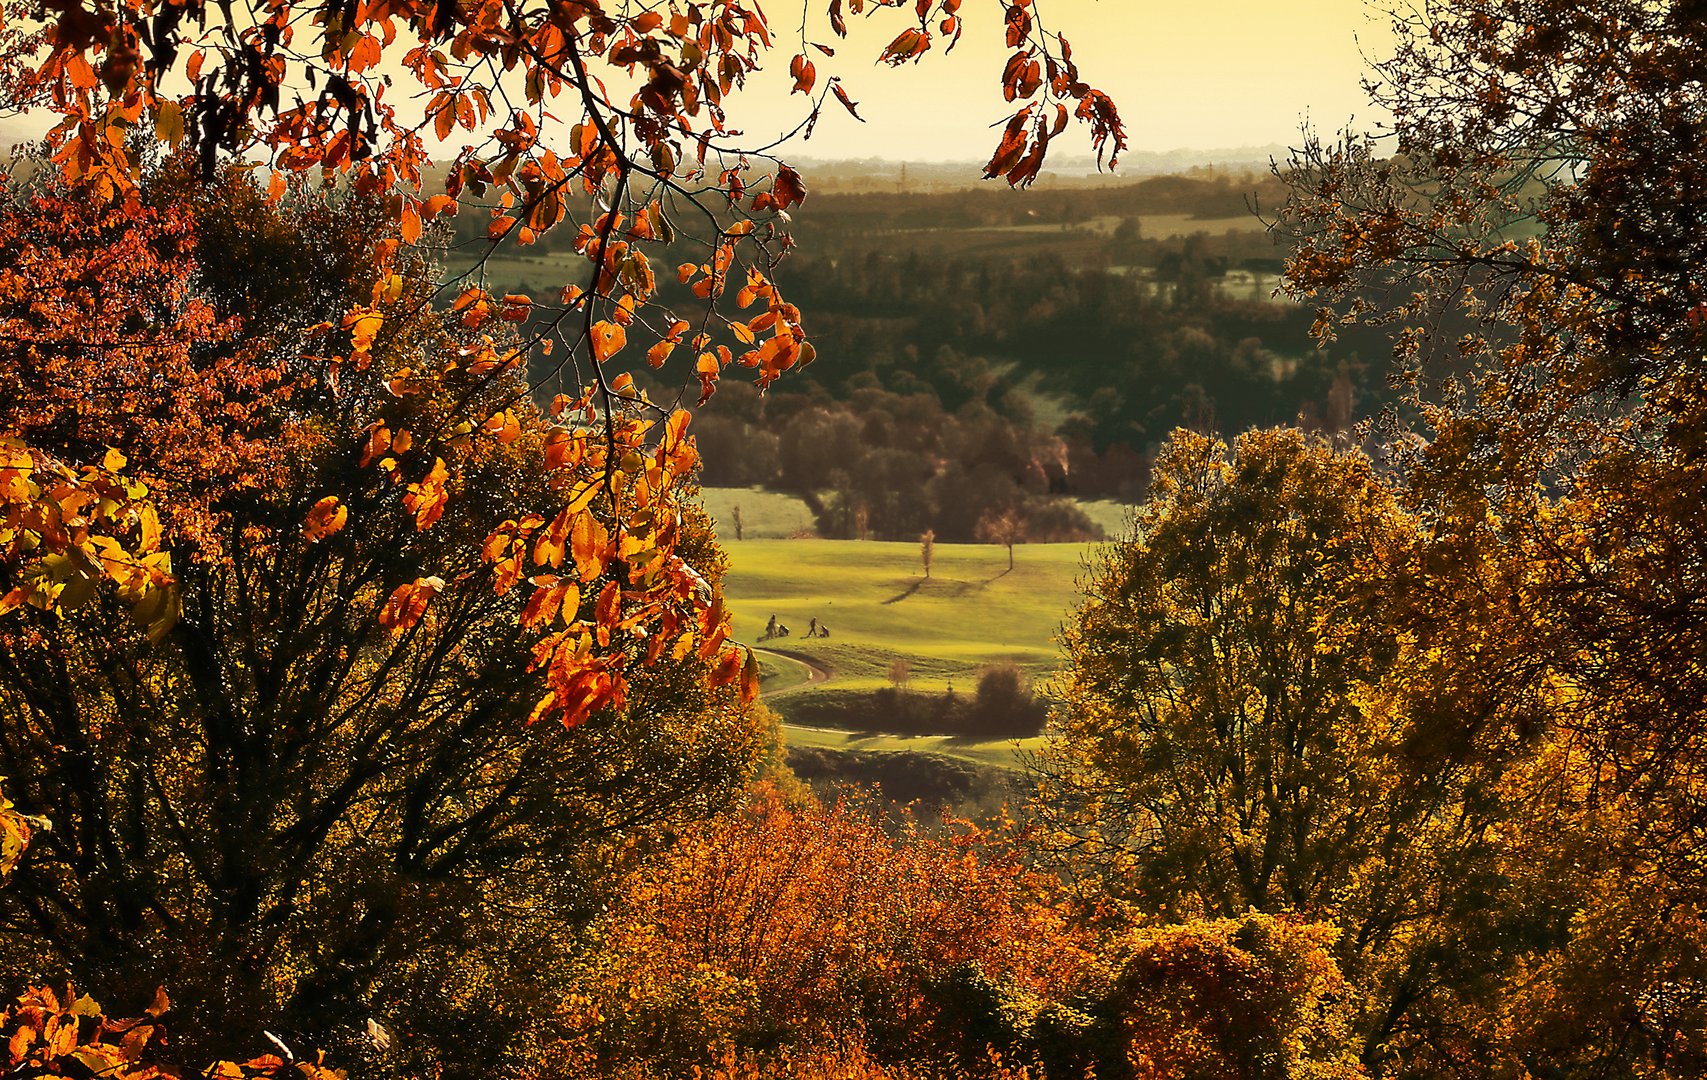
[721,537,1092,693]
[783,723,1050,771]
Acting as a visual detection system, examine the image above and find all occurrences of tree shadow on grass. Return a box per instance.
[881,579,925,605]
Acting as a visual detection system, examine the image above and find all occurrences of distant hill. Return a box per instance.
[791,147,1292,193]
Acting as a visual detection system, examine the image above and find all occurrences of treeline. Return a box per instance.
[779,663,1051,739]
[692,382,1100,542]
[440,169,1289,255]
[448,173,1391,537]
[776,247,1376,453]
[680,242,1382,540]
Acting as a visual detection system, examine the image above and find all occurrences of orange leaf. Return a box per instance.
[711,645,742,686]
[302,496,348,542]
[572,511,609,582]
[377,576,444,634]
[590,320,626,363]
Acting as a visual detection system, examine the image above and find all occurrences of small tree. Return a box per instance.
[888,658,913,692]
[976,507,1025,572]
[920,529,936,579]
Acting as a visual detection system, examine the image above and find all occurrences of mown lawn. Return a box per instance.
[719,534,1100,776]
[782,723,1050,772]
[721,537,1090,691]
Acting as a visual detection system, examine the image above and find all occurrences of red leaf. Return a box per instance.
[983,105,1033,181]
[789,53,816,95]
[832,82,864,121]
[880,27,930,65]
[774,164,807,211]
[1005,3,1032,47]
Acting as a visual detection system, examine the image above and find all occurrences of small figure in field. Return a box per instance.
[765,613,778,640]
[807,617,820,638]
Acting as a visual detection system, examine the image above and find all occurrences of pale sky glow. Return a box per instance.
[0,2,1395,167]
[723,0,1394,162]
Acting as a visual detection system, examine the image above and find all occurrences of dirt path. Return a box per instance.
[753,647,831,693]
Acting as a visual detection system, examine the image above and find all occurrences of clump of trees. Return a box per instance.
[785,663,1049,740]
[693,385,1101,544]
[538,788,1358,1080]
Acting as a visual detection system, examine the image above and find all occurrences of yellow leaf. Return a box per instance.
[302,496,348,542]
[155,100,185,147]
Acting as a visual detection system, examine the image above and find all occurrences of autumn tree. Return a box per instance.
[1033,428,1499,1067]
[0,166,773,1070]
[556,786,1095,1077]
[1105,914,1362,1080]
[1272,1,1707,1072]
[975,506,1023,571]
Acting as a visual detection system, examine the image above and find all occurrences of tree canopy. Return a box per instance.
[0,163,775,1069]
[0,0,1126,730]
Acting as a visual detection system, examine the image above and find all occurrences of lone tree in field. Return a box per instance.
[920,529,936,579]
[977,507,1024,572]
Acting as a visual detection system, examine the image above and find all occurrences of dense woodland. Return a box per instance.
[2,0,1707,1077]
[452,174,1392,540]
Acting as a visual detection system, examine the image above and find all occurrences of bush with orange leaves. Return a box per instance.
[533,789,1362,1080]
[546,784,1094,1077]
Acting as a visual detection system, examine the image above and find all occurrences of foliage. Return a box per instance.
[1271,1,1707,1073]
[538,788,1364,1080]
[550,785,1093,1077]
[0,169,770,1068]
[1035,428,1506,1068]
[1104,913,1362,1080]
[1040,430,1418,917]
[0,0,1125,727]
[0,981,352,1080]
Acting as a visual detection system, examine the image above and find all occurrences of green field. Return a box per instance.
[719,534,1096,770]
[722,537,1090,693]
[685,485,1126,773]
[782,723,1050,771]
[697,487,820,540]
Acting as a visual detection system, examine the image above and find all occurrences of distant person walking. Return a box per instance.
[765,613,778,640]
[806,617,819,638]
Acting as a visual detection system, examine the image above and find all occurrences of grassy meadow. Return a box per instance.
[712,515,1105,771]
[721,536,1091,695]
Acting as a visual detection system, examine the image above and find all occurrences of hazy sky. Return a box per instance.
[0,2,1393,165]
[726,0,1394,162]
